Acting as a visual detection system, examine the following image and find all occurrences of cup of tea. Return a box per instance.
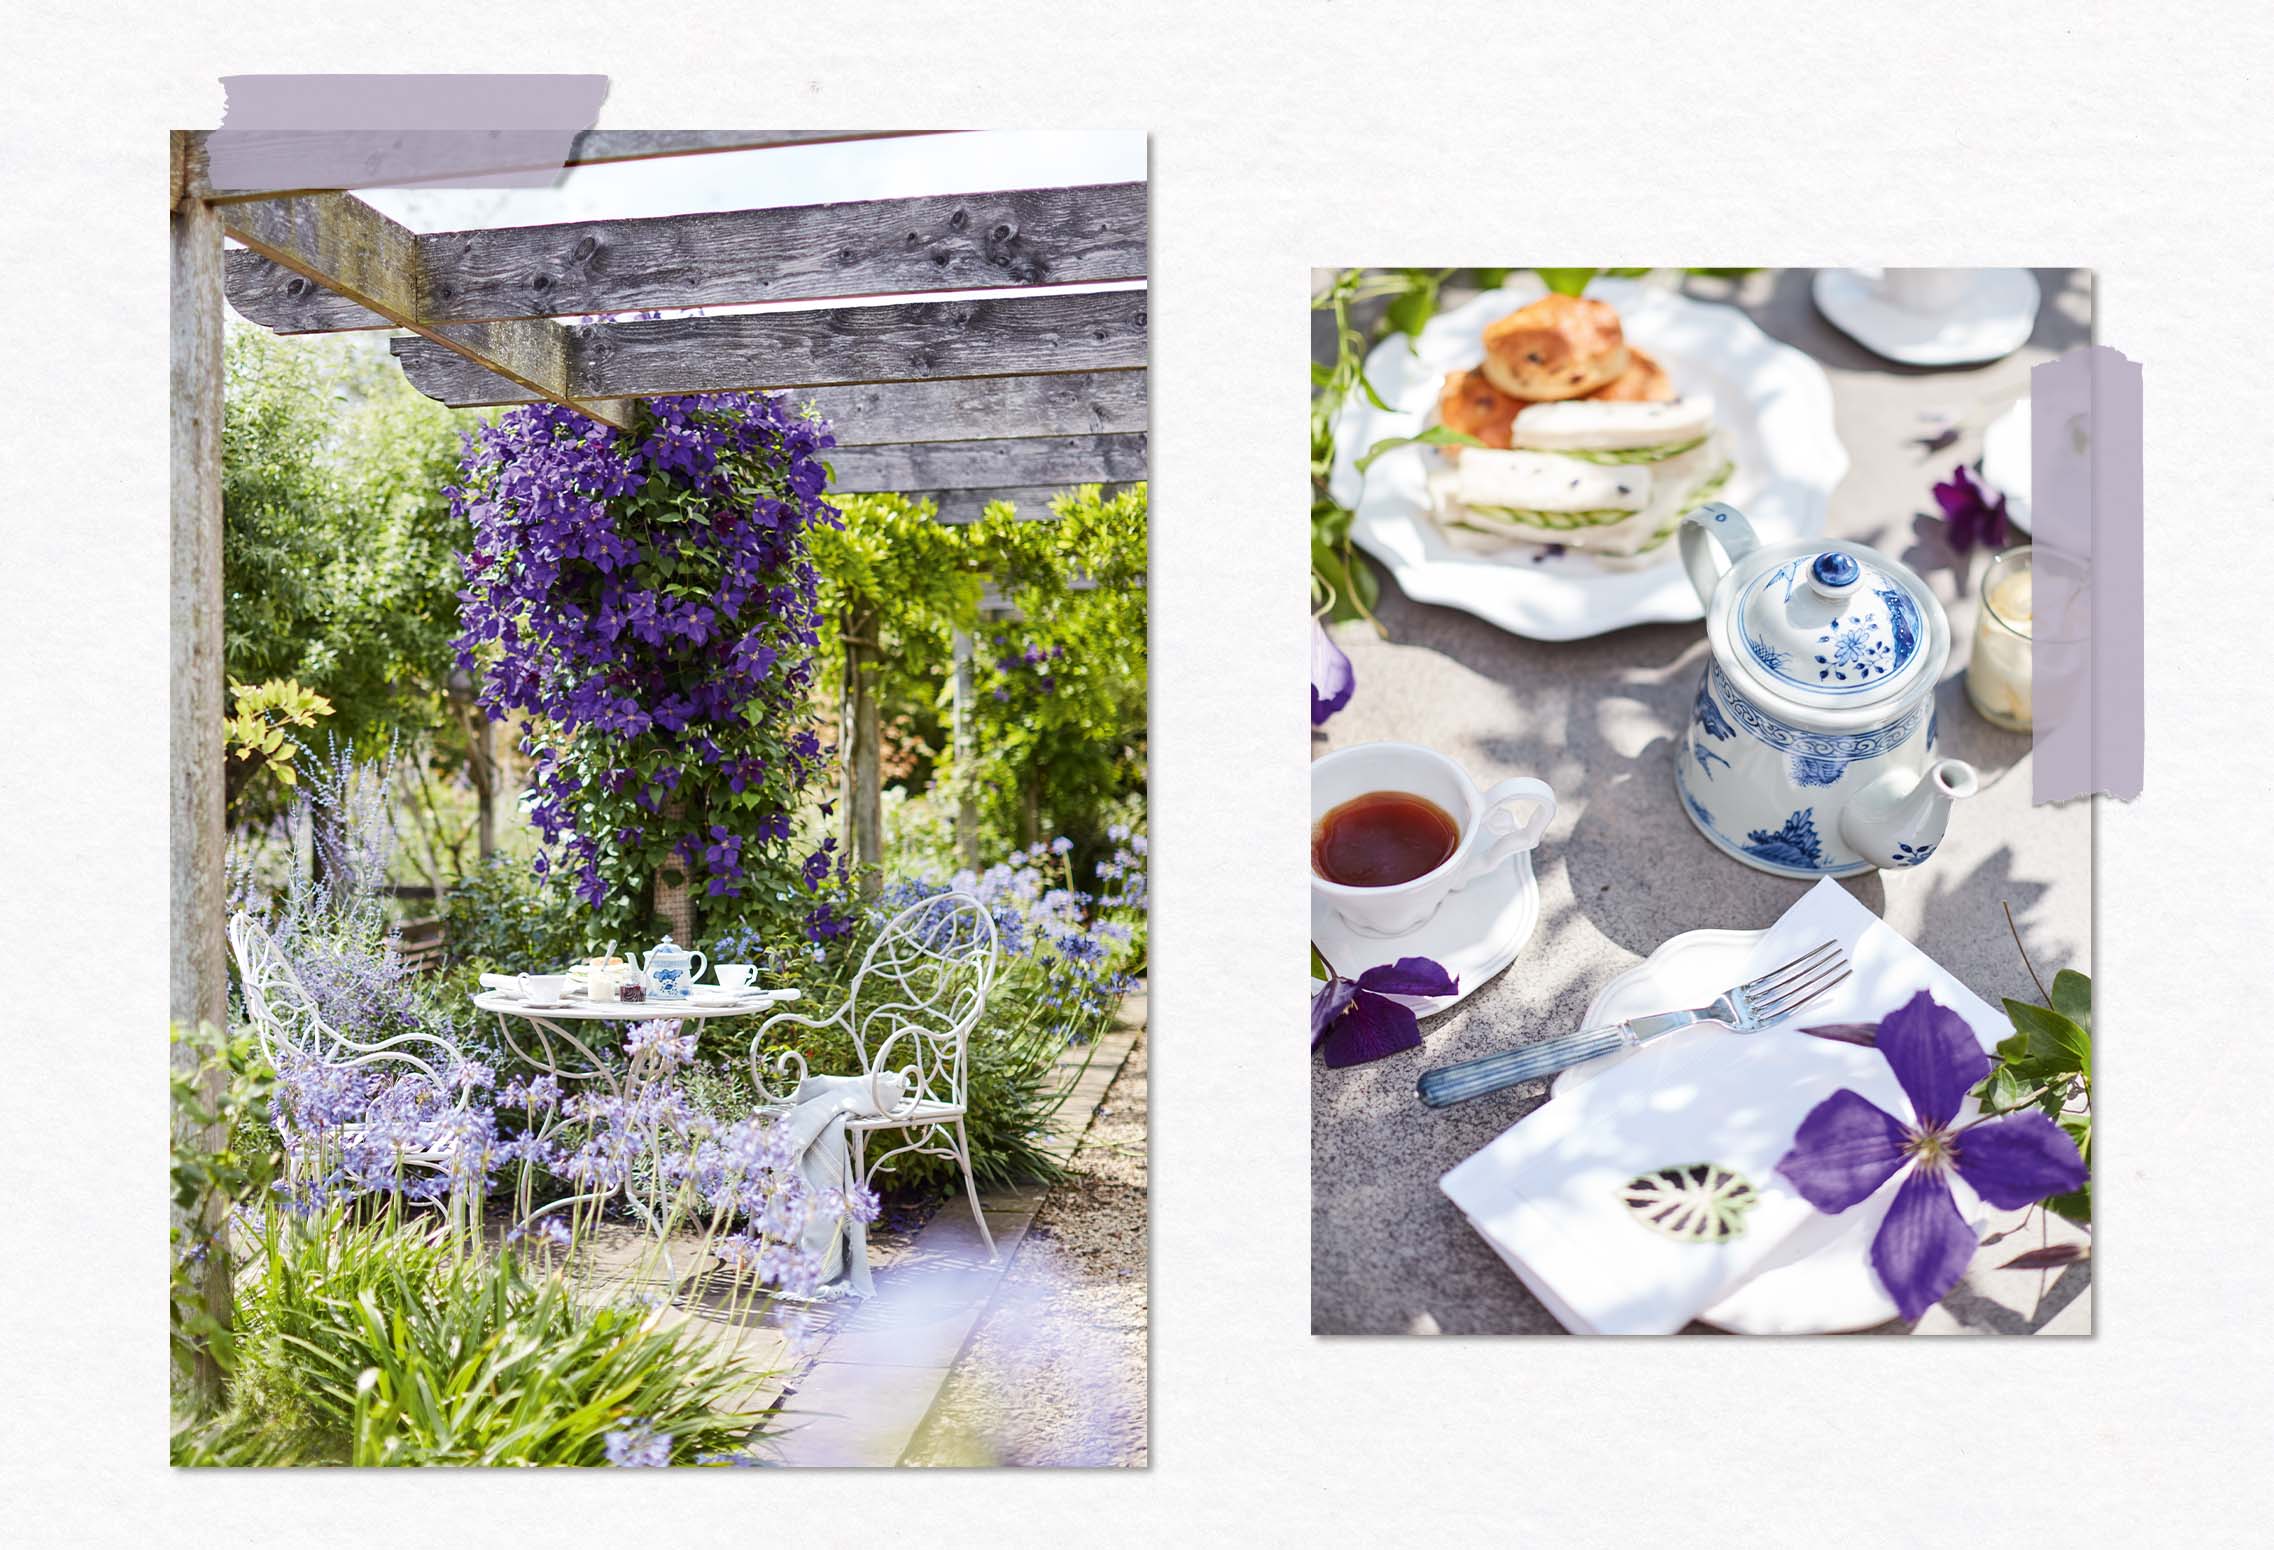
[516,973,569,1004]
[1311,742,1557,938]
[1874,267,1971,313]
[715,963,757,991]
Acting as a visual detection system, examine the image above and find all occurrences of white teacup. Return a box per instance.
[715,963,756,991]
[1311,742,1557,939]
[516,973,569,1004]
[1874,267,1972,314]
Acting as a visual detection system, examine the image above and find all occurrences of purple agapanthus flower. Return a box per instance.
[1776,991,2087,1322]
[1311,619,1354,726]
[1931,464,2012,555]
[1311,955,1457,1067]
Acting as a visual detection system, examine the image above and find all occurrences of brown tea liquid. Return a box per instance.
[1312,791,1461,887]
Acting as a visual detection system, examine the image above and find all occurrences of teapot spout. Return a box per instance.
[1839,758,1979,870]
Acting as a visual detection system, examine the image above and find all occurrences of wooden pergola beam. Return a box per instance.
[389,288,1147,402]
[220,192,631,430]
[226,181,1149,332]
[184,128,951,203]
[372,362,1140,446]
[830,432,1148,493]
[922,482,1139,526]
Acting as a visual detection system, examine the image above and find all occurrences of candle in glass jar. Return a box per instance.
[1967,545,2034,731]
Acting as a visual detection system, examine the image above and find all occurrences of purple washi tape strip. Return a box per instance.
[2030,345,2143,803]
[208,74,608,192]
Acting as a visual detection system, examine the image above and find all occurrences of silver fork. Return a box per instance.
[1416,939,1851,1109]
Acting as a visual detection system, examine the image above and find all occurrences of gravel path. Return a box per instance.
[903,1031,1150,1467]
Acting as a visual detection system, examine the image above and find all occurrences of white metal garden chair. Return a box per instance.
[748,892,1001,1280]
[227,910,473,1207]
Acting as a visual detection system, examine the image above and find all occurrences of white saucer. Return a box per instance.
[1546,924,1985,1334]
[1309,850,1540,1017]
[1813,268,2040,366]
[1979,395,2032,532]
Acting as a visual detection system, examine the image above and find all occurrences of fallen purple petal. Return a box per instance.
[1869,1166,1979,1322]
[1310,618,1354,726]
[1355,956,1459,1000]
[1776,1088,1911,1213]
[1952,1110,2088,1209]
[1319,990,1424,1068]
[1873,990,1987,1132]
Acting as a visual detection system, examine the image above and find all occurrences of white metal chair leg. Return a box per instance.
[955,1120,996,1261]
[845,1127,875,1297]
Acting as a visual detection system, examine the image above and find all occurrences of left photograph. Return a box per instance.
[169,129,1149,1467]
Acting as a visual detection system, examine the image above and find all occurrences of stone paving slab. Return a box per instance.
[763,1009,1144,1466]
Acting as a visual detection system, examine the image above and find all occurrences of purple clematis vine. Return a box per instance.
[1776,990,2087,1322]
[1311,618,1354,726]
[1930,463,2012,556]
[1311,953,1457,1067]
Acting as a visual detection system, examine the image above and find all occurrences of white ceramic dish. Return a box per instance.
[1329,277,1846,641]
[1309,847,1539,1017]
[1980,395,2033,533]
[1812,267,2041,367]
[1546,923,1985,1334]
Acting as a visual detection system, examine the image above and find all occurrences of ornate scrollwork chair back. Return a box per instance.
[749,891,1003,1275]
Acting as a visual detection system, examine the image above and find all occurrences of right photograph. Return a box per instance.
[1311,268,2093,1336]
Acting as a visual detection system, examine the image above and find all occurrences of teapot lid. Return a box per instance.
[649,933,685,954]
[1722,542,1939,716]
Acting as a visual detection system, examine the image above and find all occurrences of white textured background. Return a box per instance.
[2,1,2268,1543]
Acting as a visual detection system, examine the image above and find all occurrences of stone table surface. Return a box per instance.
[1310,269,2094,1336]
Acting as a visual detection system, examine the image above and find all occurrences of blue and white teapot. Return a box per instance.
[1674,502,1978,878]
[630,934,707,1001]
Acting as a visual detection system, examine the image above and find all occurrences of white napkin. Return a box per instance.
[1438,878,2007,1334]
[776,1071,908,1298]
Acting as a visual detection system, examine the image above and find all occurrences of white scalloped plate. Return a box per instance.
[1547,925,1987,1334]
[1329,278,1847,641]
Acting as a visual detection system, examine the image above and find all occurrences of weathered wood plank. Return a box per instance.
[382,364,1144,445]
[391,289,1148,402]
[220,192,631,429]
[169,139,232,1399]
[801,371,1146,446]
[187,128,947,203]
[227,182,1147,331]
[829,433,1147,493]
[920,483,1139,526]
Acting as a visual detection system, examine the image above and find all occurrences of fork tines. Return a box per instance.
[1743,939,1851,1023]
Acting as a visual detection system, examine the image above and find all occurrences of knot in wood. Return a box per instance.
[572,235,598,262]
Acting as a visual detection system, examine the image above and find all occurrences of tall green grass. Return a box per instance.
[173,1209,773,1467]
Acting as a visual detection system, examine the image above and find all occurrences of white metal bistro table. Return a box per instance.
[471,986,800,1239]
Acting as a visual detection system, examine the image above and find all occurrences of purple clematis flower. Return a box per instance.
[1311,955,1457,1068]
[1776,991,2087,1322]
[1931,464,2012,555]
[1311,618,1354,726]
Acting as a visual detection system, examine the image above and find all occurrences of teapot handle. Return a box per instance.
[1678,502,1760,611]
[687,950,707,983]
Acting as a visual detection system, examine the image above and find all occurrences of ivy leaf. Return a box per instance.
[2051,969,2091,1036]
[1470,268,1515,290]
[1535,268,1598,297]
[1354,425,1485,474]
[2044,1185,2093,1226]
[2001,998,2091,1082]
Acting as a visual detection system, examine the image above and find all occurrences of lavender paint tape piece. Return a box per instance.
[209,74,608,193]
[2030,345,2143,803]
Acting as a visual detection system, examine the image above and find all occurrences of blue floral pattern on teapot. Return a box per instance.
[632,935,706,1001]
[1673,504,1978,878]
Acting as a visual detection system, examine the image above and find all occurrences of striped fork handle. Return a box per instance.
[1415,1024,1638,1108]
